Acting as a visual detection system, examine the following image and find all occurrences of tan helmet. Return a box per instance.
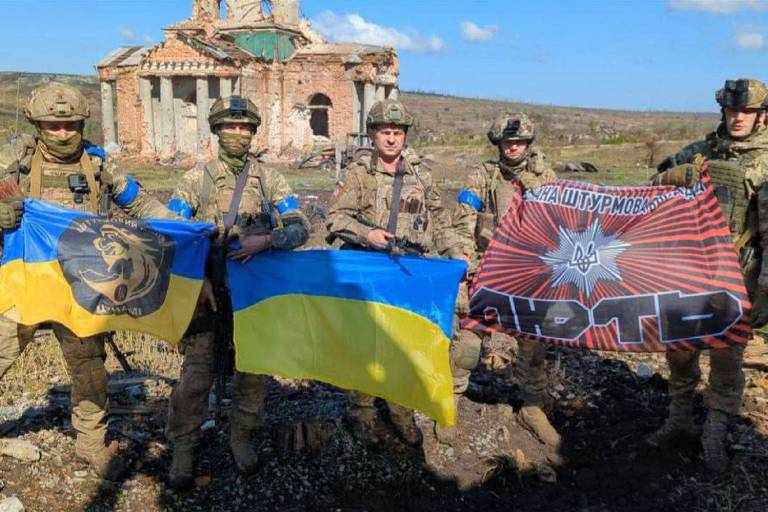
[487,113,535,145]
[208,95,261,130]
[366,99,414,130]
[716,79,768,109]
[25,81,90,122]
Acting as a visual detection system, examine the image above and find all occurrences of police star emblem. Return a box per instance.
[539,220,629,297]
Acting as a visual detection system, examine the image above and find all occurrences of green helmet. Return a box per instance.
[716,78,768,109]
[487,113,535,145]
[208,95,261,130]
[25,81,90,122]
[366,100,414,130]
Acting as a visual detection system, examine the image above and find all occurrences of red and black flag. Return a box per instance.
[464,178,751,352]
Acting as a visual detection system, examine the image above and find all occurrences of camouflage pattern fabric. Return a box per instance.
[326,149,456,254]
[449,149,556,400]
[0,134,172,463]
[654,123,768,414]
[165,155,308,447]
[167,156,309,247]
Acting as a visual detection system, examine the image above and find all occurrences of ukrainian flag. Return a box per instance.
[228,250,466,426]
[0,199,213,343]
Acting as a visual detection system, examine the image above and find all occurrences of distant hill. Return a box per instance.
[0,72,718,152]
[400,91,717,147]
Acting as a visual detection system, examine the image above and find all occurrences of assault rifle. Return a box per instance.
[354,215,427,256]
[207,239,235,423]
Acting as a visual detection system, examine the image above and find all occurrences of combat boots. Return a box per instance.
[230,415,259,474]
[646,396,699,448]
[347,404,381,446]
[702,410,729,472]
[387,403,422,447]
[167,437,196,490]
[75,442,128,481]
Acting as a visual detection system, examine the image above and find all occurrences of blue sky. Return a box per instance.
[3,0,768,112]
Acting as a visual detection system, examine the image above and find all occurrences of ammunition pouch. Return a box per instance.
[706,159,750,234]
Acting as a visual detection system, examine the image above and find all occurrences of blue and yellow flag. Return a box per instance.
[0,199,213,343]
[228,250,466,426]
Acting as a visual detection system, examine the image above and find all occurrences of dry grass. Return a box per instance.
[0,330,181,401]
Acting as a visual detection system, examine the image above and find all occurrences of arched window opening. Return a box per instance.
[308,93,332,137]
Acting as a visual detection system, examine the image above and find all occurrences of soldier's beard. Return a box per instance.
[38,130,83,161]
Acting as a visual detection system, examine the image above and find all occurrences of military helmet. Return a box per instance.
[487,113,535,145]
[208,95,261,130]
[366,100,414,130]
[25,81,90,122]
[716,79,768,109]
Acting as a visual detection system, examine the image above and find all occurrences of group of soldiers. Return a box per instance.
[0,76,765,489]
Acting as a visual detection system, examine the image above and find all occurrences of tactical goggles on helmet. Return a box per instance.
[717,79,768,110]
[209,96,260,127]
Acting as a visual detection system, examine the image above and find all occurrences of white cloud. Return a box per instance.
[118,26,153,45]
[460,21,498,42]
[311,11,445,53]
[734,29,765,48]
[668,0,768,13]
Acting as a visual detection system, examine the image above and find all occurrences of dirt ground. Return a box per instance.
[0,341,766,512]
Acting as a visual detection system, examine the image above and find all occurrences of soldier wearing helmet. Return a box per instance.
[164,95,309,489]
[0,81,172,481]
[650,78,768,472]
[443,112,559,448]
[326,99,462,446]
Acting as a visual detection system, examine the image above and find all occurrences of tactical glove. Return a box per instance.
[651,164,700,187]
[750,292,768,329]
[0,199,23,230]
[656,155,677,174]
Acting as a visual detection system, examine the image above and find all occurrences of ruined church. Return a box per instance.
[96,0,399,161]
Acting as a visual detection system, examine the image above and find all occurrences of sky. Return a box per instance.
[4,0,768,112]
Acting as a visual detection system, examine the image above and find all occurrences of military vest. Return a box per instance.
[705,159,753,237]
[354,157,434,247]
[17,148,105,213]
[198,159,275,236]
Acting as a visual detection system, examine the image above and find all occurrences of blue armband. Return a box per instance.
[457,189,483,211]
[84,144,106,161]
[167,197,194,219]
[275,195,300,214]
[114,176,140,207]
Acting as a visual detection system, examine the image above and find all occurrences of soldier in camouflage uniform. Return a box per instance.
[164,96,309,489]
[650,78,768,472]
[326,99,460,447]
[447,113,560,446]
[0,81,172,480]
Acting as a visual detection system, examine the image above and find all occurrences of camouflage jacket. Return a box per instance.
[2,133,171,219]
[451,149,556,266]
[167,155,309,250]
[656,125,768,292]
[326,149,456,254]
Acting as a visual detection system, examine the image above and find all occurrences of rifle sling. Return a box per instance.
[223,157,252,234]
[386,158,406,235]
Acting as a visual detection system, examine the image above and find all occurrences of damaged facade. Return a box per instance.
[96,0,399,161]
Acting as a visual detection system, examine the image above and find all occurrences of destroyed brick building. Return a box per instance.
[96,0,399,161]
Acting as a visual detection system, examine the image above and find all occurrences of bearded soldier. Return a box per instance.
[650,78,768,471]
[326,99,461,447]
[0,81,172,480]
[164,96,309,489]
[447,113,559,446]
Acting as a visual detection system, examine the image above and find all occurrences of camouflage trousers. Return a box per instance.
[0,315,109,454]
[451,322,549,406]
[165,331,267,443]
[666,345,745,415]
[348,391,414,429]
